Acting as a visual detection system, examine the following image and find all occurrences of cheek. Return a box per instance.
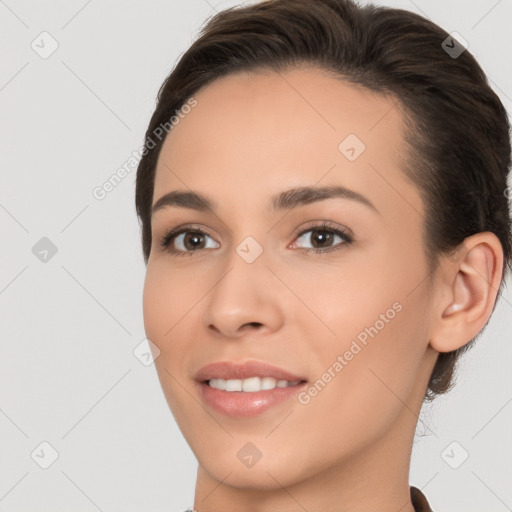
[293,248,430,410]
[141,262,201,401]
[290,299,428,469]
[142,267,169,343]
[142,263,200,423]
[142,261,199,343]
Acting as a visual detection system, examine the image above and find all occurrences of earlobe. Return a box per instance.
[429,232,504,353]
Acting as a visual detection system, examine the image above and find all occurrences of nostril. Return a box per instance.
[245,322,262,328]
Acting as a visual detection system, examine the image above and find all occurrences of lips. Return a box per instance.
[195,360,307,383]
[194,360,308,417]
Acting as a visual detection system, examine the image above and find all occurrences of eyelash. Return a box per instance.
[159,221,353,257]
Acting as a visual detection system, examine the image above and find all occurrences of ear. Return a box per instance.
[429,232,504,353]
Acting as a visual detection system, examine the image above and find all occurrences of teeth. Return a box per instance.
[261,377,277,390]
[209,378,227,391]
[225,379,242,392]
[208,377,302,392]
[243,377,261,392]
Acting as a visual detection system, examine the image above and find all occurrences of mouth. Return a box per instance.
[195,360,308,417]
[195,359,307,382]
[205,376,307,392]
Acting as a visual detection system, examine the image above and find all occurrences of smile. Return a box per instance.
[195,360,308,417]
[207,376,304,392]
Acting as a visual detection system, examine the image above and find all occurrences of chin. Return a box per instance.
[200,457,304,491]
[193,437,322,491]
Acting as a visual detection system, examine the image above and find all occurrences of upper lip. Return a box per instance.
[195,360,307,382]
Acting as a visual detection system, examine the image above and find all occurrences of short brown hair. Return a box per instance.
[135,0,512,400]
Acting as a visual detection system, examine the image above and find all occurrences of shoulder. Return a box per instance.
[180,492,432,512]
[410,485,433,512]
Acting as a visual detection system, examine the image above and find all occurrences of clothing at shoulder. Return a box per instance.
[411,485,433,512]
[181,489,432,512]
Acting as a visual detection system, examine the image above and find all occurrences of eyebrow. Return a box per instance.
[151,185,379,216]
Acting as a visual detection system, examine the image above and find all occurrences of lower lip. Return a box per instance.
[198,381,307,417]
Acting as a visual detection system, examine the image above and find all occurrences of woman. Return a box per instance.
[135,0,511,510]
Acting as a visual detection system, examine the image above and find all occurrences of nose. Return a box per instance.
[201,250,285,339]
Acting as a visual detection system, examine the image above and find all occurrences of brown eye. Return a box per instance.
[160,227,219,256]
[181,232,207,250]
[294,224,352,253]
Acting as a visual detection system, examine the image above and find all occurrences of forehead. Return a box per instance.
[153,66,422,222]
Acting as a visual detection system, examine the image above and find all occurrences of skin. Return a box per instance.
[142,66,503,512]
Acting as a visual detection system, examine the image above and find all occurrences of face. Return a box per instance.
[143,67,439,490]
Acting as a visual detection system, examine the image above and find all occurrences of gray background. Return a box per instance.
[1,0,511,511]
